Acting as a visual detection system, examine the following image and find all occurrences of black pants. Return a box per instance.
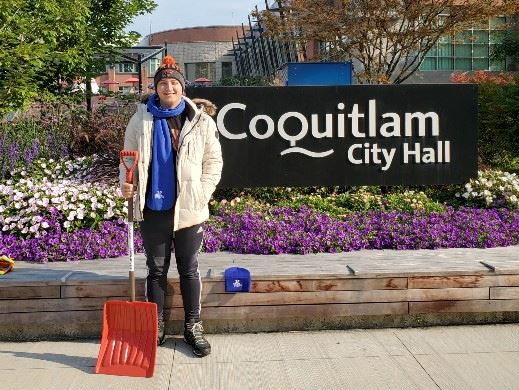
[140,207,203,324]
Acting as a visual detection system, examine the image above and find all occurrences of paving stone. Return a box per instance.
[394,323,519,355]
[415,351,519,390]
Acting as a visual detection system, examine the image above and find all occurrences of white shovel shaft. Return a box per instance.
[128,221,134,272]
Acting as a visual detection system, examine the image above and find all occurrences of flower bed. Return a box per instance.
[0,154,518,262]
[2,206,517,262]
[203,206,519,254]
[0,221,143,263]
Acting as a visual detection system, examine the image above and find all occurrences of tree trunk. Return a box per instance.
[86,78,92,112]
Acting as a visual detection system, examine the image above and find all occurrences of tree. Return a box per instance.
[0,0,156,116]
[492,29,519,67]
[256,0,519,84]
[0,0,88,114]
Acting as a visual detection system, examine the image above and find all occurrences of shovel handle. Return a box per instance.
[120,150,138,222]
[120,150,138,302]
[120,150,139,184]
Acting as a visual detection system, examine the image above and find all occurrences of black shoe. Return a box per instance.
[183,320,211,357]
[157,320,166,346]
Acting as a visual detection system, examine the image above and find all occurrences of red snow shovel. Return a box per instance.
[95,150,158,378]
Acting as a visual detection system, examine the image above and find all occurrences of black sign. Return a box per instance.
[187,85,478,188]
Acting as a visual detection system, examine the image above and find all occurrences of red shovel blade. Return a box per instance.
[95,301,158,378]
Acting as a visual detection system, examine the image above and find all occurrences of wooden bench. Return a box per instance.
[1,248,519,340]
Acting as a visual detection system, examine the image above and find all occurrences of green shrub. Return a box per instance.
[209,196,267,215]
[213,186,344,204]
[385,191,445,213]
[335,188,383,212]
[214,186,446,216]
[278,194,346,217]
[452,72,519,171]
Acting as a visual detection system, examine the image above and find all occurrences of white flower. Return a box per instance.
[510,195,518,203]
[41,222,49,228]
[67,211,76,221]
[63,221,71,228]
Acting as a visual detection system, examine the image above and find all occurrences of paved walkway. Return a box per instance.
[1,323,518,390]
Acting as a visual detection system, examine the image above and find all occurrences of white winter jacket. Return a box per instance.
[119,96,223,231]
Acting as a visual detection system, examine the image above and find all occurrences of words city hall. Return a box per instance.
[217,99,452,171]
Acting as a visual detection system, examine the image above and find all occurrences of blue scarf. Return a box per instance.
[146,94,186,210]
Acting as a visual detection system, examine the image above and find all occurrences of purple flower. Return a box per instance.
[2,206,518,262]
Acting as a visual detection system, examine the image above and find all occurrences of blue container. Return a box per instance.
[281,62,353,86]
[224,267,251,293]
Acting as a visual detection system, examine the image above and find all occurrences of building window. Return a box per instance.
[185,62,216,81]
[149,58,160,74]
[221,62,233,78]
[420,16,508,71]
[116,62,138,73]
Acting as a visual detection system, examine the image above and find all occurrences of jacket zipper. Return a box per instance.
[175,113,203,197]
[178,113,202,152]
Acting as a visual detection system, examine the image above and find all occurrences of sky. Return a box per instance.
[127,0,264,37]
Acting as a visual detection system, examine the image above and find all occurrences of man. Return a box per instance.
[120,56,223,356]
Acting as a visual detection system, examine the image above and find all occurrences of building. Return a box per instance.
[413,15,518,83]
[147,26,244,83]
[96,26,243,94]
[96,45,165,94]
